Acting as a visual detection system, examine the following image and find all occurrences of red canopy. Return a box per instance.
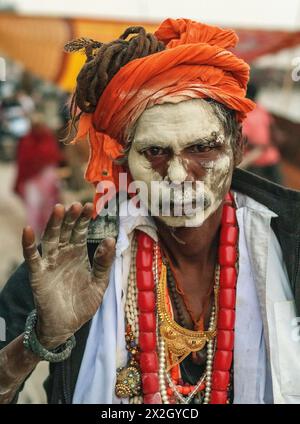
[0,13,299,91]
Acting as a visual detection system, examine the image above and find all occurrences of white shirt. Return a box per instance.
[73,192,300,404]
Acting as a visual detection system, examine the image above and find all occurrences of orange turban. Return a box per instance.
[71,18,255,211]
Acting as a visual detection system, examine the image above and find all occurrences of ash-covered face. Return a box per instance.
[127,99,237,227]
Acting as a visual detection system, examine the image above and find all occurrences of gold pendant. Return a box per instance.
[160,321,216,369]
[115,325,142,398]
[157,263,219,370]
[115,363,142,398]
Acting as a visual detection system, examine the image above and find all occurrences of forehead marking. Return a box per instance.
[133,99,225,148]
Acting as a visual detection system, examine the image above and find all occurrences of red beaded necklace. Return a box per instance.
[135,191,238,404]
[136,232,161,403]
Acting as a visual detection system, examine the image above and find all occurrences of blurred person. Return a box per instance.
[240,83,282,183]
[0,19,300,406]
[14,112,63,237]
[0,96,31,161]
[16,90,35,116]
[0,96,31,138]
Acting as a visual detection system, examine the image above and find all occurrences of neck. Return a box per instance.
[154,202,223,269]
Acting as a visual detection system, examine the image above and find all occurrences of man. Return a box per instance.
[241,83,282,184]
[1,18,300,404]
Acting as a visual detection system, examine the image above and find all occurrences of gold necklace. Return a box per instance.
[156,257,219,370]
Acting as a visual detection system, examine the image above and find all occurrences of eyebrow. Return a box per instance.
[184,136,220,147]
[133,135,220,151]
[133,139,168,150]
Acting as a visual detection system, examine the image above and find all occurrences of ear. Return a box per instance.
[233,125,245,167]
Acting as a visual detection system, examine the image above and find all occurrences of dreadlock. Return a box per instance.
[64,26,165,128]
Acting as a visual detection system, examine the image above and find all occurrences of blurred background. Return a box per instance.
[0,0,300,403]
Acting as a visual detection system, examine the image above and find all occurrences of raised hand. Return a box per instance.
[22,203,116,349]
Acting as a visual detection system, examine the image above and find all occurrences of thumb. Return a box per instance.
[91,237,116,284]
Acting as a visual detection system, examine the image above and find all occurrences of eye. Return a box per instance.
[187,144,214,153]
[143,146,168,157]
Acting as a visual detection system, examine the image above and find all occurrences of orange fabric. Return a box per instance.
[155,18,239,49]
[71,113,127,216]
[71,18,256,211]
[71,113,123,184]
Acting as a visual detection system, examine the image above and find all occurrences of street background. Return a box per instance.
[0,0,300,403]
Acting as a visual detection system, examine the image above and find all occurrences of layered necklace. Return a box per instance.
[115,191,238,404]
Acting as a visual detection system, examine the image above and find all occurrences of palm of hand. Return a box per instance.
[23,203,115,349]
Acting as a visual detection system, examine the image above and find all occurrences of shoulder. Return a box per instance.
[231,168,300,234]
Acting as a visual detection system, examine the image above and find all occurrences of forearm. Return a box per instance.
[0,334,40,404]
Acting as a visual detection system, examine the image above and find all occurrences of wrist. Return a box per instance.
[36,323,66,350]
[23,310,76,362]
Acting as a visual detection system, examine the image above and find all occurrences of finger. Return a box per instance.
[59,202,83,245]
[92,237,116,285]
[69,203,94,246]
[22,226,42,275]
[41,204,65,258]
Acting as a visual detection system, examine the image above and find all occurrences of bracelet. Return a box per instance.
[23,310,76,362]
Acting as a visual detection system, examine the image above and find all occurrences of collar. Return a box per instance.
[233,191,278,218]
[118,191,278,240]
[113,191,278,258]
[115,201,157,257]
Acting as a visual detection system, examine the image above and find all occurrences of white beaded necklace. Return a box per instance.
[125,237,143,404]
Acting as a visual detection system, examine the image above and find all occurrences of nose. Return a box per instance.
[167,156,187,184]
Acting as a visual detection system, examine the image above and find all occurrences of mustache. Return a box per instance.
[135,180,212,216]
[158,191,212,210]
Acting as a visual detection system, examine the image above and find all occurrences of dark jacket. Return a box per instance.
[0,168,300,403]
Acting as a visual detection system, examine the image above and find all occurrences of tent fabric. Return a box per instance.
[1,13,300,91]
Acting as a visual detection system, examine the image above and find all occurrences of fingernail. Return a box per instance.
[71,201,82,208]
